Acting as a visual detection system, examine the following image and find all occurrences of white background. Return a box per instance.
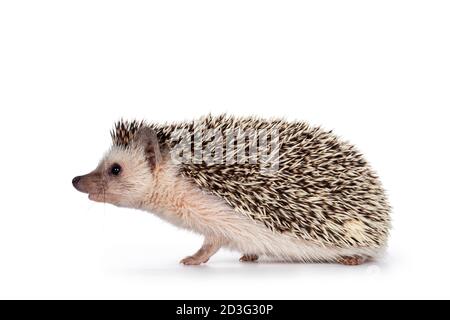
[0,1,449,299]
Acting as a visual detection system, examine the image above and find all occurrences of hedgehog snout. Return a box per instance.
[72,176,81,187]
[72,172,101,194]
[72,175,87,193]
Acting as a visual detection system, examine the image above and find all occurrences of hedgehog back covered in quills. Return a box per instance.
[111,114,390,250]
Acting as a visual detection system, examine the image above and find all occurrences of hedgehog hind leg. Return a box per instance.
[239,254,259,262]
[337,255,366,266]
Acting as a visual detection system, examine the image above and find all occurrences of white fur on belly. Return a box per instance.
[220,213,382,262]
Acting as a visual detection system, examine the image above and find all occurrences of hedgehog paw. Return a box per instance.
[180,256,209,265]
[240,254,259,262]
[338,255,365,266]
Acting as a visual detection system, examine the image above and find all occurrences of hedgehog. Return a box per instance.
[72,114,390,265]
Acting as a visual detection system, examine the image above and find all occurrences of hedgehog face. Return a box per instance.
[73,127,162,208]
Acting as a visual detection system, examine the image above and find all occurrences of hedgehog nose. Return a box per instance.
[72,176,81,187]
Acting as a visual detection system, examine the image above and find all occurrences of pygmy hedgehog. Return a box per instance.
[72,114,390,265]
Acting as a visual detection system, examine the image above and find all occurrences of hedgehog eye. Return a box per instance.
[110,164,122,176]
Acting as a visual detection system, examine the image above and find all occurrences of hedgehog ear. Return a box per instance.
[135,127,162,169]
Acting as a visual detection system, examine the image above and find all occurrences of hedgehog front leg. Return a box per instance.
[180,238,221,265]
